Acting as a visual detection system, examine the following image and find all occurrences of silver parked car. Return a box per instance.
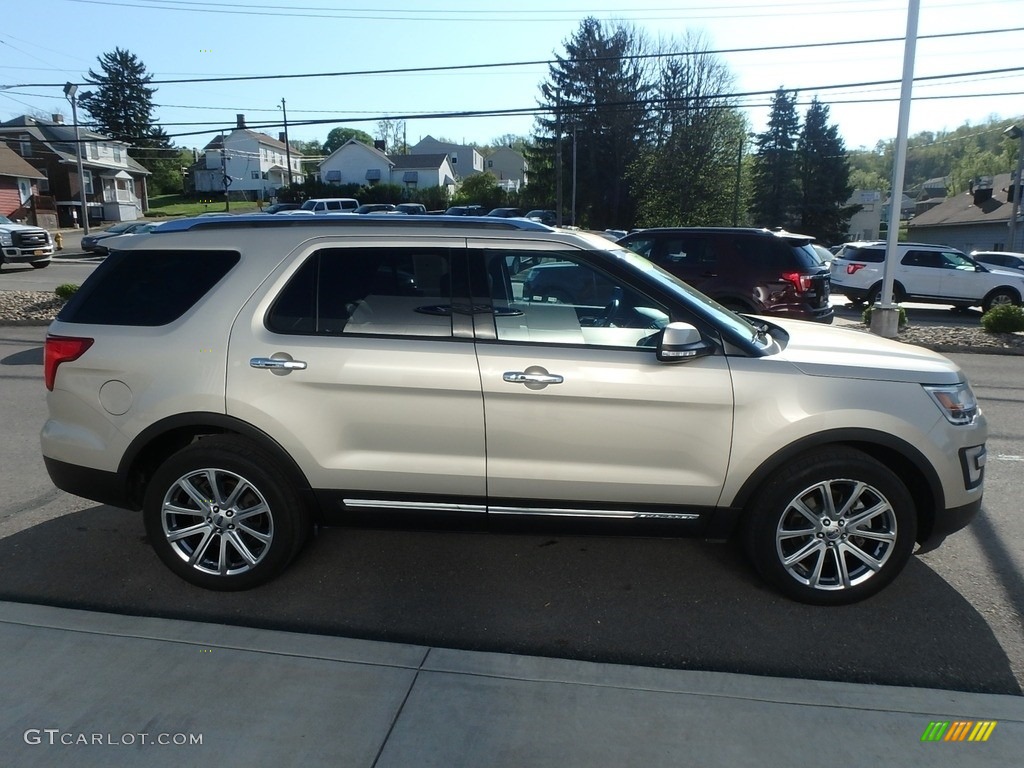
[41,216,986,604]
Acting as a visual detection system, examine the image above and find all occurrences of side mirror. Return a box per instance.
[656,322,713,363]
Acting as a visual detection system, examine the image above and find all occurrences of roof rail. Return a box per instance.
[152,213,553,234]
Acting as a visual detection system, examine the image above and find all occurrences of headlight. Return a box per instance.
[0,233,12,247]
[924,383,978,425]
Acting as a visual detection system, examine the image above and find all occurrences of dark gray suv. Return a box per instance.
[618,228,834,323]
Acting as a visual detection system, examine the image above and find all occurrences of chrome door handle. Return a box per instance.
[503,371,563,385]
[250,357,307,371]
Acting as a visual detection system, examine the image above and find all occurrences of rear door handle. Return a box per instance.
[250,357,307,371]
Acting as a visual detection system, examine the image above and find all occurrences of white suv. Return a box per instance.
[41,216,987,604]
[830,241,1024,312]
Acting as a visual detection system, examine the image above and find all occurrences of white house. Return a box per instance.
[318,140,456,194]
[193,114,304,200]
[409,136,483,179]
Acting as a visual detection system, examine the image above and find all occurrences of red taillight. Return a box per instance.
[44,335,93,391]
[846,263,866,275]
[780,271,814,293]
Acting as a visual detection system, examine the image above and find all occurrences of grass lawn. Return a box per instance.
[147,194,263,218]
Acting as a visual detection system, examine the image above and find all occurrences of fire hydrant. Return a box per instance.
[54,232,63,251]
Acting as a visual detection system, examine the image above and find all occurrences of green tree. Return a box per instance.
[629,32,746,227]
[78,48,182,194]
[749,87,801,229]
[535,17,650,229]
[797,97,853,243]
[452,172,505,208]
[322,128,373,155]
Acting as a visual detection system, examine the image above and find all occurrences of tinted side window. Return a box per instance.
[57,249,239,326]
[267,247,453,337]
[842,247,885,263]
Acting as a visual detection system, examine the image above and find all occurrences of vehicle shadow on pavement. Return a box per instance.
[0,503,1018,696]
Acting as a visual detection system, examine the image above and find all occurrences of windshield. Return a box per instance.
[0,214,13,225]
[299,200,317,211]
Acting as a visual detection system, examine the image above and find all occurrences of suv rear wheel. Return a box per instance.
[744,448,916,605]
[143,436,310,590]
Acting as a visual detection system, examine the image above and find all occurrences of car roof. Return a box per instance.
[152,213,554,234]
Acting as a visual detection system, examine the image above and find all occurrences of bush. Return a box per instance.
[980,303,1024,333]
[55,283,79,300]
[862,304,908,329]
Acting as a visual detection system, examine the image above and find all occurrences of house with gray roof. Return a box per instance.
[907,173,1019,253]
[409,136,483,180]
[317,140,455,194]
[191,114,305,201]
[0,114,151,226]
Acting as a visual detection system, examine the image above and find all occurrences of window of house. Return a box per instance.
[488,160,493,168]
[113,146,122,162]
[38,169,49,193]
[19,135,31,157]
[252,171,260,180]
[88,143,99,160]
[82,169,93,195]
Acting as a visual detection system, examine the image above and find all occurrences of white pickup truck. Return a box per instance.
[0,214,53,269]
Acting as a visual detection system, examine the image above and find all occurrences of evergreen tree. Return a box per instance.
[78,48,181,194]
[79,48,158,145]
[749,87,801,229]
[798,97,853,243]
[534,17,650,229]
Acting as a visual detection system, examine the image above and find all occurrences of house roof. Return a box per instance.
[204,129,302,155]
[0,144,45,179]
[319,139,392,169]
[908,173,1013,229]
[0,115,150,176]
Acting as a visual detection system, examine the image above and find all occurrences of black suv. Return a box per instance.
[617,228,833,323]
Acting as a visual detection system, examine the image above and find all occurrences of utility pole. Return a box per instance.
[281,98,293,187]
[63,82,90,235]
[555,91,563,227]
[221,131,230,212]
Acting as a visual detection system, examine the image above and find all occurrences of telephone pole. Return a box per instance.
[281,98,293,187]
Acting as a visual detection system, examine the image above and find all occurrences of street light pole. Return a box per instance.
[281,98,293,187]
[63,82,90,235]
[1005,124,1023,252]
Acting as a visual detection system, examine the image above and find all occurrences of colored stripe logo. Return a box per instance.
[921,721,997,742]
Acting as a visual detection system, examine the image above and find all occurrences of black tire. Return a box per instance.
[143,435,311,590]
[866,283,904,305]
[743,448,917,605]
[30,261,50,269]
[982,287,1020,314]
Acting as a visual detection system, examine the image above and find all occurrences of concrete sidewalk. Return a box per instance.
[1,601,1021,767]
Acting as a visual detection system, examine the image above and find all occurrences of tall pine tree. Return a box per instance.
[78,48,180,194]
[534,18,650,229]
[798,97,853,244]
[749,87,801,230]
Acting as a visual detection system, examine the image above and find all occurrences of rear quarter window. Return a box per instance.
[839,247,885,263]
[57,249,239,326]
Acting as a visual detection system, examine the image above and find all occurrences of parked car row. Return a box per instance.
[80,221,162,255]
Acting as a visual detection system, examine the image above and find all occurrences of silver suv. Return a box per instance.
[830,241,1024,312]
[41,216,987,604]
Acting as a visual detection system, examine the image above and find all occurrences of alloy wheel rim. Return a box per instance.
[161,468,274,576]
[775,478,897,591]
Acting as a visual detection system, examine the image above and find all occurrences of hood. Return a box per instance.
[767,317,963,385]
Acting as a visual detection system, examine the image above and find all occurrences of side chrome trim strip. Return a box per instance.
[344,499,701,521]
[489,506,701,521]
[344,499,487,514]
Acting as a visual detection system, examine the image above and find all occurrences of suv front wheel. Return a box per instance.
[744,448,917,605]
[143,436,311,590]
[982,287,1020,314]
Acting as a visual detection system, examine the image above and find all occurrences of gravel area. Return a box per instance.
[2,289,1023,355]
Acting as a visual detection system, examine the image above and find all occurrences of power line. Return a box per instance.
[5,25,1022,89]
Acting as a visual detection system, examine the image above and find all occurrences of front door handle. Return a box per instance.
[503,370,564,385]
[250,357,307,371]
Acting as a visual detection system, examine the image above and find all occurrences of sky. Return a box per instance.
[1,0,1022,159]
